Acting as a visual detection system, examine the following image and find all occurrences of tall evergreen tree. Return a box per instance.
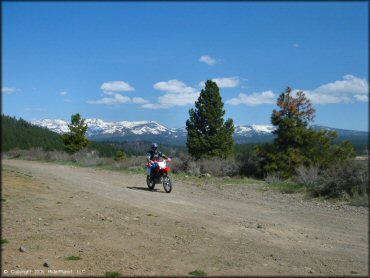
[62,113,89,153]
[257,87,355,178]
[186,80,235,159]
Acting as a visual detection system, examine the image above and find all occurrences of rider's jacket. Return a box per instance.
[146,150,168,162]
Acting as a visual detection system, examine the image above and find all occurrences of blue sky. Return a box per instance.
[2,2,369,131]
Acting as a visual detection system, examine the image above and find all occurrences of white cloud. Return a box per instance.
[154,79,197,94]
[143,80,199,109]
[88,81,147,105]
[226,91,276,106]
[199,55,217,66]
[305,75,369,104]
[302,90,351,104]
[59,91,68,95]
[226,75,368,106]
[142,92,199,109]
[88,92,131,105]
[354,94,368,102]
[199,77,241,88]
[101,81,135,92]
[313,75,367,95]
[132,97,148,104]
[2,87,17,94]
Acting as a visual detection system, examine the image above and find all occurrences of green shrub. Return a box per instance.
[189,269,207,276]
[265,174,305,194]
[65,255,81,261]
[114,150,126,161]
[105,271,121,277]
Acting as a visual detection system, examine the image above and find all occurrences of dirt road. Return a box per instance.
[2,159,368,276]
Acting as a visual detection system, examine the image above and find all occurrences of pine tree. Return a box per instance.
[257,87,355,178]
[62,113,89,153]
[186,80,235,159]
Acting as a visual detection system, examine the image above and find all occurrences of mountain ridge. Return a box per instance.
[31,118,368,144]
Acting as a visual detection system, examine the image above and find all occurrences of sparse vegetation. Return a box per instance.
[348,193,369,207]
[265,178,306,194]
[295,161,369,200]
[189,269,207,276]
[65,255,81,261]
[1,239,9,244]
[105,271,121,277]
[171,153,240,177]
[295,165,320,187]
[306,160,369,198]
[265,173,306,194]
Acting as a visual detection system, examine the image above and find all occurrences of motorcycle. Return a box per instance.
[146,158,173,193]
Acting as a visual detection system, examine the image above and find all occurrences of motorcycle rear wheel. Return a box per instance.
[162,175,172,193]
[147,175,155,190]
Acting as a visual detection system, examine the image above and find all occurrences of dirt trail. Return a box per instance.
[2,159,368,276]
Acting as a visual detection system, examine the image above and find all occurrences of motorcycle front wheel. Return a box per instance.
[162,175,172,193]
[147,175,155,190]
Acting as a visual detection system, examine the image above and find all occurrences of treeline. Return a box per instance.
[2,115,64,152]
[1,115,184,158]
[2,114,367,158]
[333,136,368,156]
[0,114,250,160]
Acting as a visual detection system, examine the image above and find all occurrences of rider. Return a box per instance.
[146,143,169,176]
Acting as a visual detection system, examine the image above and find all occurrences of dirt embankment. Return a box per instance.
[1,159,368,276]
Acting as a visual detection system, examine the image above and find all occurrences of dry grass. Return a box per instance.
[295,165,320,187]
[170,153,241,177]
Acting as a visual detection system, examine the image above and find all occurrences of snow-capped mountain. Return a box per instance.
[31,119,71,134]
[31,118,277,143]
[234,124,276,136]
[31,118,367,144]
[32,118,185,139]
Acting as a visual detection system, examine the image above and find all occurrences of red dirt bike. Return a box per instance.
[146,158,173,193]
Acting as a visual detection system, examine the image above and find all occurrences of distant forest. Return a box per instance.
[1,115,183,157]
[2,115,64,152]
[1,114,368,157]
